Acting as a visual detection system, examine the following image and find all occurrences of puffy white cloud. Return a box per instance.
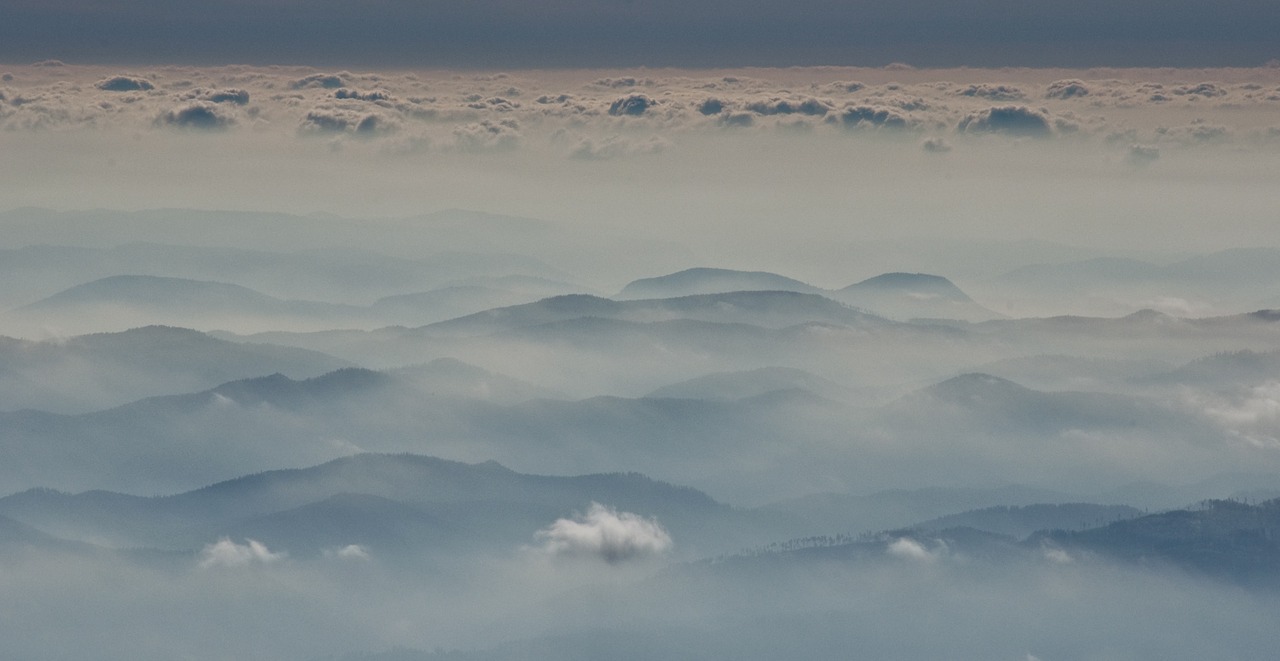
[886,536,944,563]
[533,502,673,563]
[198,538,286,569]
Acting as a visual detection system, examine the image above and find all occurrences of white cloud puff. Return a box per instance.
[198,538,286,569]
[886,536,947,563]
[533,502,673,563]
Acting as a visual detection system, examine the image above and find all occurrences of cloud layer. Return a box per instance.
[2,63,1279,159]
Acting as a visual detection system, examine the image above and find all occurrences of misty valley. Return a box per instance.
[1,206,1279,660]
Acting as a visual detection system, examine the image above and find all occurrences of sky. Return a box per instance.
[2,0,1279,68]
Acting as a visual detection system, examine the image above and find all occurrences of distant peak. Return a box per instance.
[848,272,959,291]
[1122,308,1175,322]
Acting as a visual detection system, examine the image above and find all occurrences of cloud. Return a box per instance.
[957,84,1024,100]
[156,102,235,130]
[697,98,725,115]
[291,73,348,89]
[886,536,944,563]
[323,544,371,561]
[335,88,392,102]
[452,118,520,151]
[569,135,668,160]
[300,107,397,136]
[608,94,654,117]
[1173,83,1227,98]
[922,136,952,153]
[201,88,250,105]
[958,106,1052,137]
[838,105,910,130]
[1195,381,1280,447]
[1046,79,1089,99]
[198,538,286,568]
[533,502,673,563]
[593,77,654,88]
[742,97,831,116]
[96,76,155,92]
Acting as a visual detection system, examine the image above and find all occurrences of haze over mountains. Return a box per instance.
[2,203,1279,660]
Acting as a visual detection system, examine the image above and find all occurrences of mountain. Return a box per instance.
[644,366,862,403]
[0,363,855,501]
[614,268,1001,322]
[423,291,889,338]
[1038,498,1280,583]
[0,325,351,414]
[370,287,546,326]
[964,354,1172,392]
[0,242,574,308]
[910,503,1142,539]
[833,272,1002,322]
[5,274,374,335]
[891,372,1202,434]
[759,484,1081,538]
[0,453,777,560]
[1137,349,1280,389]
[390,358,563,403]
[615,268,823,299]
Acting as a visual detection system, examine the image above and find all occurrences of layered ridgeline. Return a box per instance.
[616,267,1002,322]
[0,452,779,561]
[4,451,1277,661]
[5,361,1279,507]
[0,239,578,311]
[2,450,1276,586]
[1,274,586,336]
[0,325,351,413]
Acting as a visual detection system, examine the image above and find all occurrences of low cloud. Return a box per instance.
[335,88,392,103]
[323,544,371,561]
[452,118,520,151]
[743,97,831,116]
[569,135,668,160]
[838,105,910,130]
[1195,381,1280,447]
[608,94,655,117]
[922,136,952,153]
[886,536,945,563]
[291,73,348,89]
[533,502,673,563]
[300,107,397,136]
[96,76,154,92]
[1046,79,1089,99]
[198,538,286,568]
[156,102,235,130]
[958,106,1052,137]
[957,84,1024,100]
